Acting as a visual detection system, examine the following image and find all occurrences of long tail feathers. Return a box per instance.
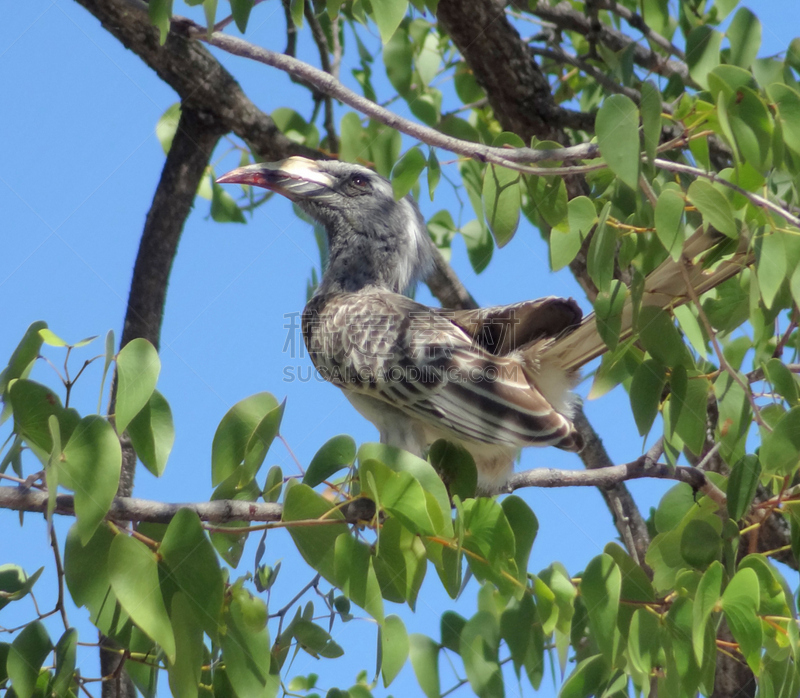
[539,228,754,372]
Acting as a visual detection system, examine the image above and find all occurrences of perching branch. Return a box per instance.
[0,451,725,523]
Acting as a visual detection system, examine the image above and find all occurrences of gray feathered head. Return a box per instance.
[218,157,435,294]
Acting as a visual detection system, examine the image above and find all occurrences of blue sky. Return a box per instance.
[1,1,798,695]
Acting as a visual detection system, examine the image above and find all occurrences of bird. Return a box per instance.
[217,156,751,492]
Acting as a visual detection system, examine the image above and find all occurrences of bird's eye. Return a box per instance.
[350,174,369,188]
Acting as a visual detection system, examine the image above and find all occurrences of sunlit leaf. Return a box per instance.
[596,94,640,189]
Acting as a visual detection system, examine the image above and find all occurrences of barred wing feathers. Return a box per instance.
[303,291,582,452]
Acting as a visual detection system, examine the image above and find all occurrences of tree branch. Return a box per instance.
[594,0,685,60]
[0,450,724,523]
[168,16,600,167]
[529,1,694,85]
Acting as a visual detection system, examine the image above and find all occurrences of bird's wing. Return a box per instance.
[304,291,582,451]
[447,297,582,355]
[539,228,754,372]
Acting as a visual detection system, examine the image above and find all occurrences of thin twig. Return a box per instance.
[594,0,685,60]
[304,2,339,154]
[50,527,70,631]
[654,159,800,228]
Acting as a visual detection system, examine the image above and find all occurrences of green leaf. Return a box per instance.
[8,379,69,458]
[289,0,303,28]
[594,280,627,350]
[210,181,246,223]
[38,328,69,347]
[222,593,278,698]
[374,517,427,608]
[630,359,666,436]
[380,615,409,686]
[760,406,800,477]
[209,474,260,567]
[764,358,799,406]
[61,416,122,545]
[167,593,204,698]
[686,25,723,89]
[333,531,385,623]
[559,654,608,698]
[720,567,762,672]
[230,0,254,32]
[0,565,44,611]
[596,94,640,190]
[674,305,707,359]
[726,7,761,69]
[550,196,595,271]
[109,533,176,662]
[680,519,721,569]
[156,103,181,154]
[460,611,502,698]
[461,498,518,595]
[99,329,115,413]
[409,634,439,698]
[440,611,466,653]
[655,189,686,261]
[526,170,568,228]
[128,389,174,477]
[339,112,365,164]
[586,202,615,293]
[502,593,545,688]
[757,230,791,309]
[160,509,225,639]
[52,628,77,698]
[360,458,435,536]
[416,31,441,87]
[303,434,356,487]
[483,153,522,248]
[0,320,46,403]
[687,179,737,238]
[640,80,662,165]
[667,366,710,455]
[628,609,660,683]
[283,482,348,584]
[293,620,344,658]
[693,561,722,666]
[768,84,800,157]
[427,148,440,200]
[727,454,760,521]
[391,147,426,200]
[460,219,493,274]
[383,26,413,97]
[370,0,408,44]
[244,400,285,482]
[501,496,537,588]
[8,621,52,698]
[115,338,161,433]
[580,554,621,665]
[148,0,173,45]
[428,439,477,500]
[263,465,283,503]
[637,306,685,367]
[64,525,132,641]
[358,443,452,537]
[211,392,280,486]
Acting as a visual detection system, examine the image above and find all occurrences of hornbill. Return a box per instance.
[218,157,750,492]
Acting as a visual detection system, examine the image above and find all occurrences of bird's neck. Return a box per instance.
[316,213,434,296]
